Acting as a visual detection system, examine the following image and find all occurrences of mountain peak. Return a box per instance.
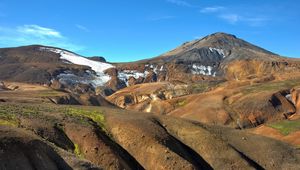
[140,32,280,66]
[204,32,237,40]
[196,32,242,48]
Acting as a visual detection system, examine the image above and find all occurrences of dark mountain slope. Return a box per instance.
[113,32,300,81]
[0,45,91,84]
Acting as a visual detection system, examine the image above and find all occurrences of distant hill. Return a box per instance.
[1,32,300,93]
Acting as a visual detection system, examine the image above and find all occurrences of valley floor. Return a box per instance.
[0,81,300,169]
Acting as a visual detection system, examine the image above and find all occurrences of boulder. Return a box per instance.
[104,67,118,77]
[144,71,157,83]
[78,93,113,106]
[105,76,126,92]
[270,91,296,118]
[0,82,5,91]
[48,95,80,105]
[50,79,64,90]
[128,77,138,86]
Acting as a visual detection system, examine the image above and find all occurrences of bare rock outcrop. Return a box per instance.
[290,88,300,114]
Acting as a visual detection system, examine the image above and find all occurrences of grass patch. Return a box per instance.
[189,83,209,93]
[0,103,108,135]
[38,90,65,97]
[0,105,20,126]
[0,104,41,117]
[242,79,300,94]
[267,120,300,135]
[188,80,225,94]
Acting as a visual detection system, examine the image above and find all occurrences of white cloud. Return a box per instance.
[76,24,89,32]
[17,25,62,38]
[219,14,269,26]
[200,6,225,13]
[0,25,83,52]
[200,6,269,27]
[219,14,240,24]
[166,0,192,7]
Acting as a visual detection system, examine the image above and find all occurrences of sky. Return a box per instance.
[0,0,299,62]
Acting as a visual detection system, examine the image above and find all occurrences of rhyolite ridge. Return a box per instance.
[1,32,300,170]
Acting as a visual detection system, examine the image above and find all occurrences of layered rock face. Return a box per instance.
[223,59,300,80]
[290,88,300,114]
[106,82,195,114]
[107,77,300,130]
[0,82,7,91]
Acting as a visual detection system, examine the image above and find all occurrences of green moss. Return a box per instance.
[64,107,105,130]
[0,105,19,126]
[267,120,300,136]
[0,119,18,127]
[73,143,84,158]
[176,100,187,108]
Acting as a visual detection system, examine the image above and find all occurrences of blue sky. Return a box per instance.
[0,0,299,62]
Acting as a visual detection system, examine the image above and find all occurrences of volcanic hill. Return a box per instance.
[0,32,300,169]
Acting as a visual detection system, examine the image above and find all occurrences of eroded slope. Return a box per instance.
[1,85,299,169]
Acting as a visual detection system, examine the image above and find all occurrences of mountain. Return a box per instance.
[153,32,276,60]
[1,32,300,169]
[1,33,300,94]
[115,32,300,81]
[105,33,300,129]
[0,45,113,85]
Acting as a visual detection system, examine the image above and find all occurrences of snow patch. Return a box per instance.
[160,65,164,71]
[209,47,226,58]
[57,73,89,85]
[40,47,114,86]
[57,71,110,87]
[145,64,165,73]
[191,64,215,76]
[118,70,149,86]
[117,64,165,87]
[153,65,158,73]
